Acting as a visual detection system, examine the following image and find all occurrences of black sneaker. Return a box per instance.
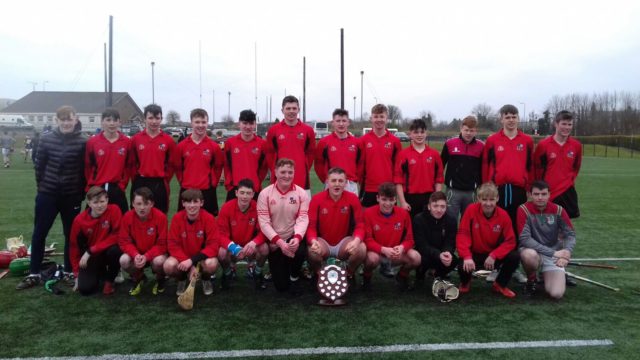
[566,274,577,287]
[220,273,231,290]
[254,272,266,290]
[16,275,41,290]
[523,280,537,297]
[361,276,372,291]
[395,273,414,291]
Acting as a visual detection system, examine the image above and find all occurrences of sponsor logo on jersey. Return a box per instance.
[426,156,433,163]
[321,208,329,215]
[567,151,575,159]
[409,158,417,165]
[384,142,392,149]
[348,144,357,152]
[139,144,145,150]
[366,142,373,149]
[251,147,259,154]
[97,149,105,156]
[147,227,155,235]
[546,216,555,225]
[278,134,286,140]
[340,206,349,214]
[203,149,210,156]
[234,147,240,154]
[497,145,504,152]
[330,146,337,152]
[549,152,557,159]
[297,132,304,140]
[453,147,460,153]
[373,224,381,231]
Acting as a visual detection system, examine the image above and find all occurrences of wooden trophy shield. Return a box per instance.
[317,264,348,306]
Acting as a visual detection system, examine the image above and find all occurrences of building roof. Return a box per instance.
[0,91,135,114]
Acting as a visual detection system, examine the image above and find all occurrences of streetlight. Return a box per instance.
[353,96,356,121]
[228,91,231,120]
[519,102,526,123]
[28,81,37,91]
[42,81,49,91]
[360,70,364,121]
[151,61,155,104]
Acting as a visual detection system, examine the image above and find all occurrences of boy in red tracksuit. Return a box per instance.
[533,110,582,219]
[482,104,534,235]
[358,104,402,207]
[164,189,219,296]
[223,110,268,200]
[265,96,316,192]
[175,108,224,215]
[307,167,366,285]
[70,186,123,296]
[85,108,131,214]
[362,182,421,291]
[216,179,269,290]
[314,109,361,194]
[118,187,168,296]
[129,104,177,213]
[456,182,519,298]
[394,118,444,219]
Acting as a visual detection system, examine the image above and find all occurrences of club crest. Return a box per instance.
[492,224,501,232]
[321,208,329,215]
[289,197,297,205]
[147,227,155,235]
[394,222,402,230]
[567,151,575,158]
[546,216,555,225]
[101,220,110,229]
[118,147,126,156]
[516,144,524,151]
[159,143,166,151]
[196,230,204,238]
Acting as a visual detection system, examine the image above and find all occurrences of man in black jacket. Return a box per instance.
[17,106,87,290]
[412,191,458,281]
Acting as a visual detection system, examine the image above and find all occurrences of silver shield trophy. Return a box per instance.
[317,264,348,306]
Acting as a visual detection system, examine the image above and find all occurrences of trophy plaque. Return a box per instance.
[317,264,349,306]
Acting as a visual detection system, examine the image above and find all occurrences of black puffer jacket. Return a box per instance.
[35,127,87,196]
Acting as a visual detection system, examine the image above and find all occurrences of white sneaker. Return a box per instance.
[114,270,125,284]
[202,279,214,296]
[513,270,528,284]
[485,270,498,282]
[176,280,187,296]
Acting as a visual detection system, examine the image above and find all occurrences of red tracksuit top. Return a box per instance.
[223,134,268,192]
[85,132,132,191]
[456,202,516,260]
[70,204,122,275]
[482,129,534,189]
[175,135,224,190]
[216,199,266,248]
[364,205,414,254]
[118,207,168,261]
[533,136,582,200]
[393,144,444,194]
[168,210,219,262]
[265,120,316,189]
[307,190,365,246]
[358,130,402,192]
[129,129,176,181]
[314,132,360,183]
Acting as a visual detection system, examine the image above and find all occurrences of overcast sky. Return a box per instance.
[1,0,639,124]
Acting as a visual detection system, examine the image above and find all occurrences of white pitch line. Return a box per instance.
[571,257,640,261]
[1,339,614,360]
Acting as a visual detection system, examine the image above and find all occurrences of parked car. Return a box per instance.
[394,131,410,142]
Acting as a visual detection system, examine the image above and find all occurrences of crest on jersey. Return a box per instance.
[348,144,357,152]
[196,230,204,238]
[384,142,392,149]
[138,144,145,150]
[426,156,433,163]
[203,149,210,156]
[278,134,286,140]
[453,147,460,153]
[516,144,524,151]
[234,147,240,154]
[251,147,259,154]
[394,222,402,230]
[549,152,557,159]
[289,197,297,205]
[101,220,110,229]
[567,151,575,159]
[340,206,348,214]
[118,147,126,156]
[97,149,105,156]
[373,224,381,231]
[159,143,166,151]
[249,218,256,226]
[497,145,504,152]
[321,208,329,215]
[546,216,555,225]
[297,132,304,140]
[147,227,155,235]
[492,224,501,232]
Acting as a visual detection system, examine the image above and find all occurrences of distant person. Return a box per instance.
[223,109,268,201]
[362,182,421,291]
[118,187,168,296]
[314,109,361,194]
[394,118,444,219]
[533,110,582,219]
[440,115,484,220]
[16,106,87,291]
[257,158,310,295]
[265,95,316,195]
[358,104,402,207]
[85,108,131,214]
[69,186,123,296]
[175,108,224,216]
[31,132,40,163]
[456,182,519,298]
[1,129,15,168]
[518,180,576,299]
[129,104,177,213]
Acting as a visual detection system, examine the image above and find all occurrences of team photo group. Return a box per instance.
[16,94,581,304]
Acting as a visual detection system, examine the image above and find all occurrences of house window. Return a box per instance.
[47,116,53,122]
[29,115,35,122]
[38,116,43,122]
[89,116,95,123]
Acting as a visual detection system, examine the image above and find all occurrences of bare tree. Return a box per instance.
[471,103,498,131]
[166,110,181,125]
[387,105,402,125]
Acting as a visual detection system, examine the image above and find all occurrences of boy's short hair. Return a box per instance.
[239,109,256,123]
[371,104,388,115]
[377,182,396,198]
[56,105,76,120]
[181,189,204,202]
[476,182,499,199]
[86,186,107,201]
[190,108,208,120]
[275,158,295,169]
[101,108,120,120]
[144,104,162,117]
[531,180,550,192]
[554,110,574,123]
[133,187,154,203]
[409,118,427,131]
[461,115,478,128]
[499,104,519,116]
[332,108,349,118]
[327,167,345,177]
[429,191,447,204]
[282,95,299,108]
[237,178,255,191]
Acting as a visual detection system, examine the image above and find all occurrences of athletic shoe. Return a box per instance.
[523,280,537,297]
[129,275,147,296]
[152,277,165,295]
[566,274,578,287]
[492,282,516,298]
[395,273,414,291]
[263,271,273,281]
[513,270,528,284]
[254,272,266,290]
[16,275,41,290]
[379,262,395,278]
[485,270,498,282]
[103,281,115,295]
[62,272,76,287]
[202,279,214,296]
[176,280,187,296]
[361,276,372,291]
[458,281,471,294]
[114,270,125,284]
[220,273,231,290]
